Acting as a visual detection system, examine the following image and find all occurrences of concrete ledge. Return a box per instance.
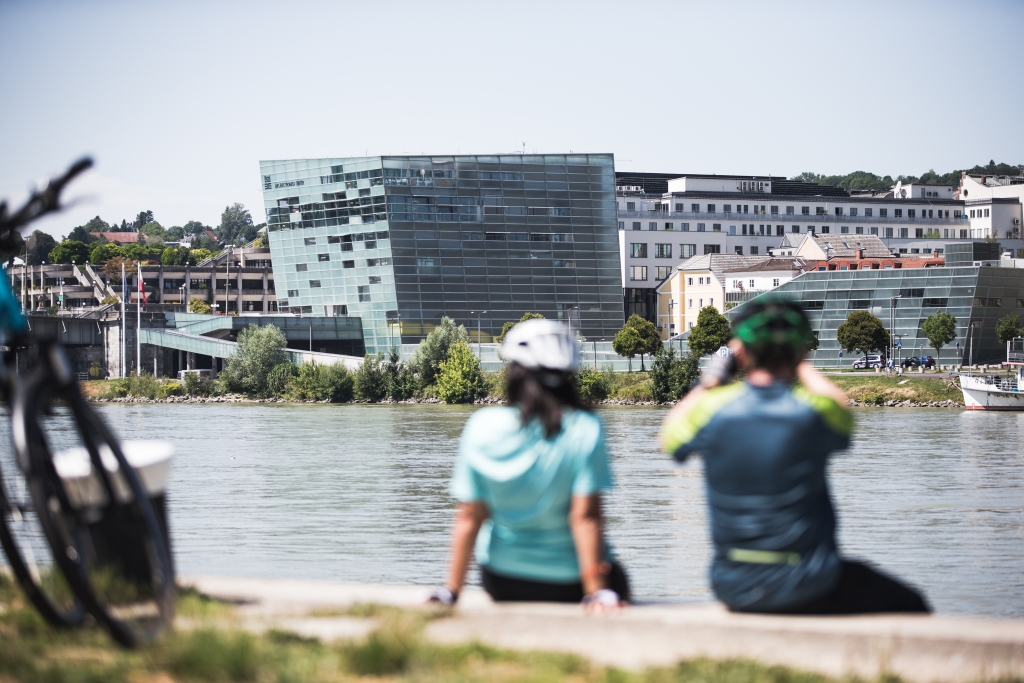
[187,576,1024,682]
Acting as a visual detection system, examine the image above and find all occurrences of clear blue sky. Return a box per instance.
[1,0,1022,239]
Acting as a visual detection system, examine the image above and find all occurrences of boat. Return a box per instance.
[959,337,1024,411]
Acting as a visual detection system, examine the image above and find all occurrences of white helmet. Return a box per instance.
[501,319,579,371]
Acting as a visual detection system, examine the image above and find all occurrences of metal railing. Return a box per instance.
[617,209,967,225]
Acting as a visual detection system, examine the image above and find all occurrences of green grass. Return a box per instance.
[1,574,963,683]
[829,375,963,405]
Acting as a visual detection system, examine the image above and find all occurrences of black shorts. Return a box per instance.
[481,562,631,603]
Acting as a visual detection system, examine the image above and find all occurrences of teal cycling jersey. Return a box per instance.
[662,381,853,611]
[450,407,612,583]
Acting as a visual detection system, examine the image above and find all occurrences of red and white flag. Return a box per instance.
[138,263,147,309]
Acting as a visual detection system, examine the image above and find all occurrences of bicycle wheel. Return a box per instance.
[0,391,88,627]
[11,344,175,647]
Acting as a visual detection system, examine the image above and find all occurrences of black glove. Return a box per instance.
[701,351,738,387]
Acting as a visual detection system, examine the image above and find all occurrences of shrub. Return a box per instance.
[103,378,130,398]
[100,295,119,306]
[650,346,702,402]
[292,361,354,402]
[410,317,469,385]
[220,325,289,397]
[436,341,484,404]
[189,297,212,314]
[616,378,654,402]
[158,381,184,399]
[128,373,159,399]
[265,362,297,397]
[575,365,608,402]
[384,347,418,400]
[354,353,389,402]
[182,372,203,396]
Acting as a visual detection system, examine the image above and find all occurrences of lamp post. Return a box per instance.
[469,310,487,358]
[179,285,186,312]
[889,295,902,370]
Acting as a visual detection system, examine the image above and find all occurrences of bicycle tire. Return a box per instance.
[11,344,175,647]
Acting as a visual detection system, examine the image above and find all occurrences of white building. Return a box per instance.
[957,172,1024,242]
[616,171,1024,323]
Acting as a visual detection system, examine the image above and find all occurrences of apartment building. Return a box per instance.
[618,172,1024,324]
[958,172,1024,242]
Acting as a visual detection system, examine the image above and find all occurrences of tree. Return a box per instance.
[132,210,154,231]
[292,361,353,402]
[67,217,106,243]
[806,331,820,353]
[162,246,189,266]
[687,306,732,356]
[996,314,1022,345]
[139,221,166,244]
[623,314,661,371]
[436,340,484,404]
[496,312,545,343]
[921,311,957,365]
[354,352,390,401]
[189,248,213,264]
[218,203,256,245]
[612,325,644,372]
[102,256,136,284]
[91,242,126,265]
[48,240,92,264]
[191,232,220,252]
[650,346,702,402]
[836,311,890,358]
[26,230,56,265]
[221,324,289,397]
[410,316,470,385]
[266,362,298,397]
[165,225,185,241]
[385,346,418,400]
[189,297,212,314]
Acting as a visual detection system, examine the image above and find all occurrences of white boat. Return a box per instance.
[960,337,1024,411]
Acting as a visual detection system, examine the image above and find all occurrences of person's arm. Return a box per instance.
[796,361,848,405]
[570,494,622,611]
[445,501,488,597]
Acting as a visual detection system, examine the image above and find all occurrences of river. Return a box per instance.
[8,404,1024,617]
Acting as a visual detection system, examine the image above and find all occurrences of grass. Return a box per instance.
[0,573,956,683]
[829,374,964,405]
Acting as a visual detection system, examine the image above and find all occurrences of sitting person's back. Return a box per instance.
[433,320,629,609]
[660,296,929,614]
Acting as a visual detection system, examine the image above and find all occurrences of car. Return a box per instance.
[853,354,883,369]
[902,355,936,369]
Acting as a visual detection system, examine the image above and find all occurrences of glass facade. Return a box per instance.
[261,155,622,352]
[732,266,1024,366]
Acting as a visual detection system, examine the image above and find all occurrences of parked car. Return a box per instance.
[853,354,883,369]
[902,356,936,369]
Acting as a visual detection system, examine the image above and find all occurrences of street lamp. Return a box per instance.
[179,285,186,312]
[469,310,488,358]
[888,295,902,370]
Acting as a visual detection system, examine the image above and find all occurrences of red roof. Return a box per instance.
[91,232,139,244]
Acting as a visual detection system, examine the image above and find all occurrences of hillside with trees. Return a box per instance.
[792,160,1023,192]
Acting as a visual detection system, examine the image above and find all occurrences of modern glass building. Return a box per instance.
[728,262,1024,366]
[261,154,622,352]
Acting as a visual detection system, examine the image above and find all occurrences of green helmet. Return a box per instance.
[732,294,814,351]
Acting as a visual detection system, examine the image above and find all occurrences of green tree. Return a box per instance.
[139,221,166,244]
[265,362,297,396]
[496,312,545,343]
[354,352,390,402]
[292,361,354,402]
[189,248,213,264]
[164,225,185,241]
[806,331,820,353]
[921,311,957,366]
[623,314,661,371]
[384,346,418,400]
[436,340,484,404]
[410,316,470,385]
[191,232,221,252]
[103,256,135,283]
[189,297,212,314]
[91,242,126,265]
[574,365,609,401]
[48,240,91,264]
[687,306,732,356]
[996,314,1022,345]
[67,217,105,243]
[221,324,289,397]
[650,346,702,402]
[836,311,890,358]
[218,203,257,245]
[132,210,154,231]
[161,246,190,266]
[26,230,56,265]
[612,324,643,372]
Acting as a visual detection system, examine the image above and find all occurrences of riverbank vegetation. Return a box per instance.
[1,574,895,683]
[830,375,963,405]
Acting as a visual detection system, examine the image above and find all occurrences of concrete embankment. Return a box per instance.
[188,576,1024,682]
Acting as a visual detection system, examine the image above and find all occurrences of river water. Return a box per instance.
[10,404,1024,617]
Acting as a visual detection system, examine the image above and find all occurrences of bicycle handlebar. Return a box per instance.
[0,157,93,252]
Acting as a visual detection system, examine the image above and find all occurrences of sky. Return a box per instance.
[1,0,1022,239]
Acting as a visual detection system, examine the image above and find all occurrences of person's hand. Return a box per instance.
[701,350,738,388]
[581,588,625,614]
[425,587,458,606]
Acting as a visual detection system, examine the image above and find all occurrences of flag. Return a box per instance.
[138,262,146,309]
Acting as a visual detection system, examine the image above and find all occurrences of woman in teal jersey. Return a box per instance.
[433,320,629,610]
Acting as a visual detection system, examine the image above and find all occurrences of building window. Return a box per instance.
[749,279,755,289]
[303,237,316,245]
[368,275,381,284]
[915,228,924,238]
[770,206,779,215]
[808,226,815,234]
[688,298,693,308]
[681,223,690,231]
[865,208,873,217]
[629,266,648,281]
[750,246,759,255]
[688,277,693,285]
[724,204,732,213]
[626,202,635,210]
[343,260,355,268]
[802,206,810,215]
[698,277,703,285]
[850,208,858,217]
[649,222,658,230]
[776,225,784,236]
[655,243,672,258]
[773,278,780,287]
[900,227,909,238]
[713,223,722,232]
[699,298,703,308]
[841,226,850,234]
[665,222,674,230]
[655,266,673,280]
[691,203,700,212]
[358,285,371,302]
[985,208,990,217]
[287,289,299,297]
[618,221,624,230]
[960,229,968,238]
[309,280,321,288]
[632,221,641,230]
[954,210,962,218]
[895,209,903,218]
[675,203,683,212]
[707,204,716,212]
[318,253,330,261]
[630,243,648,258]
[295,263,307,271]
[835,207,843,216]
[786,206,794,215]
[908,209,916,218]
[735,246,743,254]
[681,244,696,258]
[870,227,878,235]
[703,244,720,254]
[697,223,706,232]
[821,226,830,234]
[885,227,893,238]
[792,225,800,233]
[709,298,714,307]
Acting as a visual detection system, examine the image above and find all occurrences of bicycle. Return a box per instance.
[0,159,175,647]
